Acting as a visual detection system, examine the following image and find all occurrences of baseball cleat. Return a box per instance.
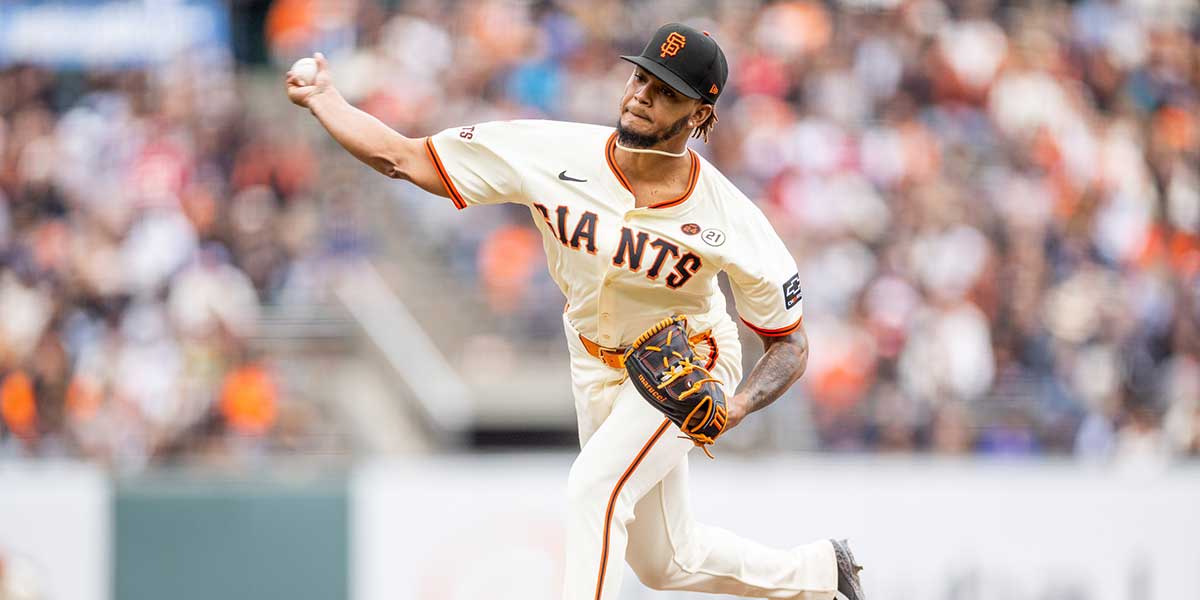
[831,539,865,600]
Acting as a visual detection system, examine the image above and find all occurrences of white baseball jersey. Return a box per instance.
[424,119,834,600]
[424,119,804,348]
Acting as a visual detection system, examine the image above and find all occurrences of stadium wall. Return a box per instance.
[0,463,109,600]
[353,456,1200,600]
[2,458,1198,600]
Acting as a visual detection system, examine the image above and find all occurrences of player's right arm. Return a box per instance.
[285,53,447,197]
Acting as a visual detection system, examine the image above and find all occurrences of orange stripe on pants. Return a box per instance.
[593,418,672,600]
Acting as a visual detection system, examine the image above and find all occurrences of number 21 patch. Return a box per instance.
[782,273,802,309]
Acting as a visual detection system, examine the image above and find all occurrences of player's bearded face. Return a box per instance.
[616,70,695,148]
[616,113,692,148]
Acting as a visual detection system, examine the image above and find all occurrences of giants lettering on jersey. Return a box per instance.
[612,226,701,289]
[533,203,597,254]
[532,203,701,289]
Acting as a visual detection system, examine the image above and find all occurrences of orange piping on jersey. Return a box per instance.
[605,132,701,210]
[424,137,467,210]
[604,132,635,194]
[594,418,671,600]
[741,316,803,337]
[647,150,699,209]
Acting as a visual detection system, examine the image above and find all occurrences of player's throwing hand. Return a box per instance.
[285,52,334,109]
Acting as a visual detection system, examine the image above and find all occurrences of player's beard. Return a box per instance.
[616,113,692,148]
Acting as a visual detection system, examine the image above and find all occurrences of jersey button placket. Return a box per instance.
[602,203,634,347]
[597,302,615,345]
[597,272,617,346]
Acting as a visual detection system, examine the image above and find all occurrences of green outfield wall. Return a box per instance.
[114,473,348,600]
[3,459,1200,600]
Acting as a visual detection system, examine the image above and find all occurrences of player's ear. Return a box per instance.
[690,102,713,129]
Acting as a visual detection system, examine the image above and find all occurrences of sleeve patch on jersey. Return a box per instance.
[782,273,802,310]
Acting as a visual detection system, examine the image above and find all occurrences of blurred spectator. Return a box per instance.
[478,221,542,315]
[219,363,279,437]
[0,371,36,444]
[3,0,1199,462]
[0,36,355,467]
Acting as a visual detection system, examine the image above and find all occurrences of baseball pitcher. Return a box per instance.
[287,22,866,600]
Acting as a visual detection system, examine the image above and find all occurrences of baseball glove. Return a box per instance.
[624,315,727,458]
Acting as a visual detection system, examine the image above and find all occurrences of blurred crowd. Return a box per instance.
[3,0,1199,463]
[305,0,1200,459]
[0,54,362,468]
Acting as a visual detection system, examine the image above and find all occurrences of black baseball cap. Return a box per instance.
[620,23,728,105]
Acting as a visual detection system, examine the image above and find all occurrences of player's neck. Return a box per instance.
[613,140,691,181]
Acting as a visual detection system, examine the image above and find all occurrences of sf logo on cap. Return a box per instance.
[660,32,686,58]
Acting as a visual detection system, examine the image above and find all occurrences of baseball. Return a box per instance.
[289,57,318,85]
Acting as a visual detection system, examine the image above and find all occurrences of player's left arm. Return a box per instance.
[721,200,807,430]
[726,325,808,429]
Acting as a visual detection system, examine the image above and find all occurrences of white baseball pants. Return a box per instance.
[562,314,837,600]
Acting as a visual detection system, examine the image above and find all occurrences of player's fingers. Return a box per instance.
[286,71,313,86]
[314,52,328,72]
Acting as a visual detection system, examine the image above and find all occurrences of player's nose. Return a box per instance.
[631,82,653,104]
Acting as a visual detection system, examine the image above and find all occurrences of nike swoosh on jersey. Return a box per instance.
[558,170,588,182]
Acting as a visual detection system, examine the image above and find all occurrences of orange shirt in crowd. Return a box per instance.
[219,365,279,436]
[478,224,542,314]
[1,371,37,438]
[66,374,103,422]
